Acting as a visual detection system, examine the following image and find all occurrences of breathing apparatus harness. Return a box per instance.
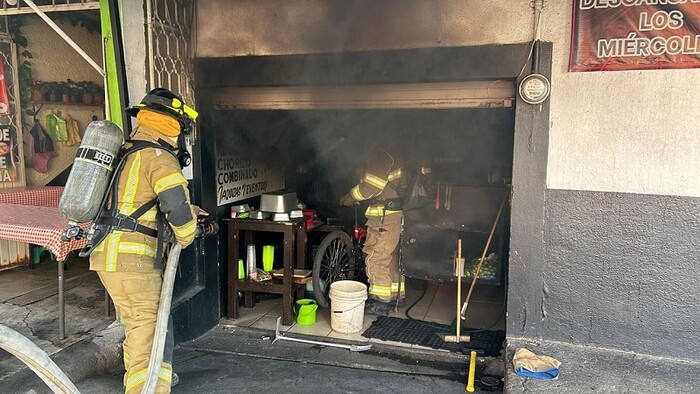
[79,89,200,266]
[79,139,178,264]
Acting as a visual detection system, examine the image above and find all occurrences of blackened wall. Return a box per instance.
[537,190,699,359]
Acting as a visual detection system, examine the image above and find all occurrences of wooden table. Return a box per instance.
[0,204,90,339]
[225,218,307,326]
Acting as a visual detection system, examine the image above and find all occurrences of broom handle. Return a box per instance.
[456,239,462,339]
[463,193,508,314]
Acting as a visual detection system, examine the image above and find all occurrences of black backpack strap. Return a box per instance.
[155,210,167,269]
[94,197,159,237]
[129,197,158,220]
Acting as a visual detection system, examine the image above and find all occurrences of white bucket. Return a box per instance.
[329,280,368,334]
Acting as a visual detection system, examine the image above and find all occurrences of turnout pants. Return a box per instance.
[363,212,405,303]
[98,270,174,394]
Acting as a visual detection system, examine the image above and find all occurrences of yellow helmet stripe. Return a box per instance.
[183,104,198,120]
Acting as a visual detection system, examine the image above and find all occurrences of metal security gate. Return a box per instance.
[146,0,208,317]
[146,0,196,124]
[0,36,28,270]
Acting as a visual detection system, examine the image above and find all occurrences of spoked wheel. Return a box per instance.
[312,231,355,308]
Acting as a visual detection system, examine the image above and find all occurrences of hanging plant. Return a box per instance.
[53,10,101,35]
[7,15,35,127]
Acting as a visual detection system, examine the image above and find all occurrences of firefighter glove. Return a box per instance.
[339,193,356,207]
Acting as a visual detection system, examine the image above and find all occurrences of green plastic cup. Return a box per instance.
[262,245,274,272]
[238,259,245,280]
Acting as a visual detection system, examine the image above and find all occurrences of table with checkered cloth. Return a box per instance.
[0,203,93,339]
[0,204,87,261]
[0,186,64,208]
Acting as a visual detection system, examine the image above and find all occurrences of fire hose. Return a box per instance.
[142,219,217,394]
[0,324,80,393]
[141,242,181,394]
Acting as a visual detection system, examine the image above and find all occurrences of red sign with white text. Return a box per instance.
[0,61,9,114]
[570,1,700,71]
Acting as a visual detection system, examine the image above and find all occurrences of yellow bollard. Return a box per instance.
[466,350,476,392]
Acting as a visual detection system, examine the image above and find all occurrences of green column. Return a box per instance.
[99,0,129,134]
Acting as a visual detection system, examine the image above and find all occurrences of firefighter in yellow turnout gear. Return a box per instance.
[340,146,405,315]
[90,89,201,394]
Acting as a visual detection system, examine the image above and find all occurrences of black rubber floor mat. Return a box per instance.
[362,316,505,357]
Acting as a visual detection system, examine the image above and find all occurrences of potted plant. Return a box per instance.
[77,81,93,104]
[40,82,57,102]
[66,79,81,103]
[30,80,43,102]
[58,81,71,103]
[91,83,105,105]
[69,86,82,104]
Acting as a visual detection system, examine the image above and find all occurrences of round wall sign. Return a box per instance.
[518,73,550,105]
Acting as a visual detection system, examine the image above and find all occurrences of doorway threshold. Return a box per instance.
[218,280,505,356]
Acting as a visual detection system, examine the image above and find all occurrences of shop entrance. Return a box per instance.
[213,106,513,347]
[193,45,546,354]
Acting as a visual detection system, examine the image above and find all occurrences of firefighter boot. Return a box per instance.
[365,299,391,316]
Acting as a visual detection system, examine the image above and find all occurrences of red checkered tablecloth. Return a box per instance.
[0,204,88,261]
[0,186,64,208]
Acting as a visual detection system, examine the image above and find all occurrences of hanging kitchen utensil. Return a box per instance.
[435,181,441,209]
[445,183,452,211]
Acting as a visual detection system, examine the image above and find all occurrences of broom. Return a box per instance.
[460,192,508,321]
[438,238,471,343]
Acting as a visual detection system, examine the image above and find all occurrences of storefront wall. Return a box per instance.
[23,17,103,186]
[196,0,699,361]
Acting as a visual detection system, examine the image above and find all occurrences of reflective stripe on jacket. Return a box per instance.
[90,126,198,272]
[347,147,404,217]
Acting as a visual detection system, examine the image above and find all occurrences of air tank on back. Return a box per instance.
[59,120,124,224]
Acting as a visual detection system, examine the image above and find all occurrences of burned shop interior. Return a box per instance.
[199,50,515,356]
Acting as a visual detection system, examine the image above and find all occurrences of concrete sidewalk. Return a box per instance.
[0,260,123,390]
[505,338,700,393]
[4,319,700,393]
[2,265,699,394]
[77,325,477,394]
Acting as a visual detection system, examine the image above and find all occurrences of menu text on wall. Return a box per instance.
[215,152,284,206]
[0,126,17,182]
[570,0,700,71]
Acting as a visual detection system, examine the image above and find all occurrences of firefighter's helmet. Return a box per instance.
[127,88,199,134]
